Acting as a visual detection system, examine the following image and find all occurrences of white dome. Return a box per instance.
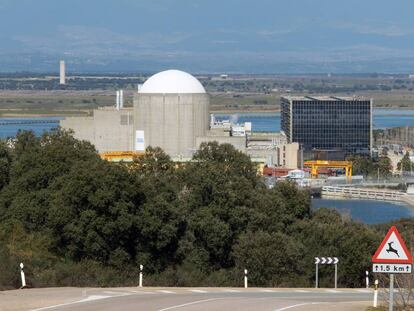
[139,69,206,94]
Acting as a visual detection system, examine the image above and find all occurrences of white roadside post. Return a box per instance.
[366,270,369,288]
[139,265,143,287]
[373,279,379,308]
[20,263,26,288]
[244,269,248,289]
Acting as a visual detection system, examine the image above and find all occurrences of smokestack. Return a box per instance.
[59,60,66,85]
[120,90,124,109]
[116,91,120,110]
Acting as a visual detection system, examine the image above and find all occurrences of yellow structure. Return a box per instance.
[100,151,142,162]
[304,160,353,178]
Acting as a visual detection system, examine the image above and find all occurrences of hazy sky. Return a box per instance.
[1,0,414,73]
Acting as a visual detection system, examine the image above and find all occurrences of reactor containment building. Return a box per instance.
[61,70,210,159]
[134,70,209,157]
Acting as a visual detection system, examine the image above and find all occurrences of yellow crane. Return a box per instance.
[100,151,142,162]
[304,160,352,178]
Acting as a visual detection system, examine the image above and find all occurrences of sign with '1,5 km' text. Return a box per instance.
[372,226,413,274]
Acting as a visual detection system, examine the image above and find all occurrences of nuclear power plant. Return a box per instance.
[60,69,299,166]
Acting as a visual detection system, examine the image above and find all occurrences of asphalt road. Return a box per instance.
[0,287,373,311]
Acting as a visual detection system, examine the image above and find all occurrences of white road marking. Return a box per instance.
[222,289,241,292]
[189,289,208,293]
[30,293,129,311]
[157,298,225,311]
[325,289,340,293]
[355,289,371,293]
[274,302,328,311]
[157,290,176,294]
[261,289,276,292]
[129,290,156,294]
[294,290,310,293]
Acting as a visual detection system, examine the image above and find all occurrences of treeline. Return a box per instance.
[0,130,384,289]
[0,77,145,91]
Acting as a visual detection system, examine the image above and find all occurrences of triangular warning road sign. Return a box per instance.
[372,226,413,264]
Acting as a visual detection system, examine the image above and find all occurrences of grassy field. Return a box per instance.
[1,85,414,117]
[0,92,128,117]
[210,90,414,112]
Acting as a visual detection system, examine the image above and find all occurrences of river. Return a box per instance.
[214,109,414,132]
[312,198,414,224]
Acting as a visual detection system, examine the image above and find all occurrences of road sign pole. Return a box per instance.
[315,263,319,288]
[389,274,394,311]
[334,264,337,289]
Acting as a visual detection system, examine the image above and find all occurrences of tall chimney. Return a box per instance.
[59,60,66,85]
[116,90,120,110]
[120,90,124,109]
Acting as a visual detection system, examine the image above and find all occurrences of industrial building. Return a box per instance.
[281,96,372,158]
[61,69,300,168]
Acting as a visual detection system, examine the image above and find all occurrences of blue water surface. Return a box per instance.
[0,117,63,139]
[215,109,414,132]
[312,198,414,224]
[1,109,414,138]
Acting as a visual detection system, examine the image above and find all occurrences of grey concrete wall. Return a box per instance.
[60,116,94,142]
[93,109,134,152]
[134,93,209,157]
[196,136,246,152]
[60,108,134,153]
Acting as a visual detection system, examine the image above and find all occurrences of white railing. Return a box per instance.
[322,186,405,202]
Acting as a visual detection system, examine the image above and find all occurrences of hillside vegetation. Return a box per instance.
[0,131,391,289]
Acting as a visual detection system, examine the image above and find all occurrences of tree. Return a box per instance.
[233,231,307,287]
[397,152,413,173]
[0,141,12,191]
[0,129,99,231]
[375,156,392,178]
[348,155,375,177]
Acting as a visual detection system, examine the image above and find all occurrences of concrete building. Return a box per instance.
[61,69,300,170]
[133,70,209,157]
[59,60,65,85]
[61,69,210,158]
[61,107,134,152]
[281,96,372,158]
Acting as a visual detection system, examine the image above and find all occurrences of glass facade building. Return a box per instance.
[281,96,372,156]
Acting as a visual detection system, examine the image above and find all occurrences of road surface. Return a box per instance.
[0,287,373,311]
